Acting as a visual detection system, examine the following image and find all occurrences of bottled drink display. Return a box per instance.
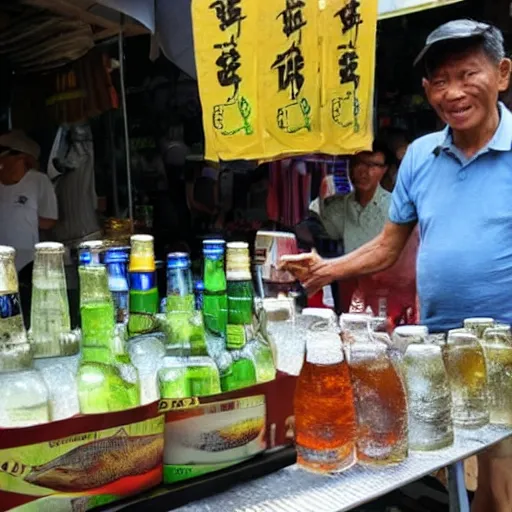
[0,246,50,427]
[104,246,130,324]
[294,309,356,473]
[348,341,408,465]
[482,325,512,425]
[202,240,228,337]
[77,264,140,414]
[444,331,489,429]
[340,314,371,344]
[166,252,206,355]
[128,235,159,336]
[402,336,453,451]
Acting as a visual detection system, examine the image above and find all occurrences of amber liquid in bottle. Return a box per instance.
[349,345,408,465]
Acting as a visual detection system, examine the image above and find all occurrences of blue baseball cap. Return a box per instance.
[414,19,493,67]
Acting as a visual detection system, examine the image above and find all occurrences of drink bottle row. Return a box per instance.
[294,311,512,473]
[0,236,277,428]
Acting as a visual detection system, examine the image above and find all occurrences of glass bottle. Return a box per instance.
[392,325,429,354]
[128,235,159,336]
[77,264,139,413]
[166,252,207,355]
[348,340,408,465]
[482,325,512,426]
[264,297,302,376]
[202,239,228,337]
[444,331,489,428]
[158,353,190,398]
[104,246,130,325]
[294,309,356,473]
[128,332,166,404]
[340,314,371,344]
[226,242,253,350]
[219,350,257,392]
[0,246,50,427]
[78,240,103,266]
[403,337,453,451]
[464,317,495,339]
[112,323,140,405]
[30,242,72,358]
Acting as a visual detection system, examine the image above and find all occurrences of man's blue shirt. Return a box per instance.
[390,103,512,332]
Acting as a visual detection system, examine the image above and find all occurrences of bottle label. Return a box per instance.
[0,293,21,319]
[130,272,156,291]
[226,324,253,350]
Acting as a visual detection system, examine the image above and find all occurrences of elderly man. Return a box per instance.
[281,20,512,511]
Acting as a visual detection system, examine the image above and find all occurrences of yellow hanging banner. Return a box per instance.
[192,0,262,161]
[191,0,378,161]
[320,0,378,155]
[258,0,322,159]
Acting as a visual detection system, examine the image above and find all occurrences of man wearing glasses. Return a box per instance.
[0,130,58,321]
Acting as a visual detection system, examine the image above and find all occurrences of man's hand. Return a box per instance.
[280,250,334,295]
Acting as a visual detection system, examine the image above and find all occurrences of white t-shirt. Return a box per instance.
[0,170,58,271]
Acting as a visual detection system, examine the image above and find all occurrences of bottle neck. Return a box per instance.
[167,268,193,297]
[204,256,226,291]
[81,345,114,364]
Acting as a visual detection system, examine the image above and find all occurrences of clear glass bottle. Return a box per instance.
[128,333,166,405]
[263,297,302,376]
[348,340,408,465]
[444,331,489,428]
[0,246,50,427]
[294,309,356,473]
[78,240,103,266]
[464,317,495,339]
[403,340,453,451]
[482,325,512,426]
[392,325,429,354]
[340,313,371,344]
[166,252,207,355]
[30,242,72,358]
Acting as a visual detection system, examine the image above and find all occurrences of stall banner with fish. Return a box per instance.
[192,0,263,162]
[320,0,378,155]
[160,376,296,483]
[192,0,378,161]
[0,404,164,512]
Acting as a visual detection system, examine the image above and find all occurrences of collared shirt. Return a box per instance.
[390,102,512,332]
[320,186,391,253]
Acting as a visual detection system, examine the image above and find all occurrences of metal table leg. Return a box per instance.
[447,461,470,512]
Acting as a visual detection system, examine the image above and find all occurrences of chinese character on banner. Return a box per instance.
[192,0,262,161]
[258,0,322,158]
[321,0,378,155]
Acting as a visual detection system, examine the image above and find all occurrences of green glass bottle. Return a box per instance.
[128,235,159,336]
[77,265,140,413]
[226,242,254,350]
[203,240,228,337]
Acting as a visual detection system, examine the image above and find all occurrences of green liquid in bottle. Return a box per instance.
[221,358,257,392]
[80,302,115,348]
[203,255,228,336]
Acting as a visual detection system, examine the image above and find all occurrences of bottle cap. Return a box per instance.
[35,242,65,254]
[0,246,18,294]
[203,239,226,259]
[130,235,155,272]
[226,242,250,280]
[167,252,191,270]
[104,246,130,264]
[0,245,15,259]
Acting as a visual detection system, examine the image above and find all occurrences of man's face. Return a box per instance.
[423,48,511,134]
[350,151,388,194]
[0,150,27,184]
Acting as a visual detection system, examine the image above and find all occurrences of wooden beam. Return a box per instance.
[22,0,119,29]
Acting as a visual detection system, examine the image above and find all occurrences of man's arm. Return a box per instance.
[281,221,415,295]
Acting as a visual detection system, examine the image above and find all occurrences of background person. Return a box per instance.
[0,130,58,324]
